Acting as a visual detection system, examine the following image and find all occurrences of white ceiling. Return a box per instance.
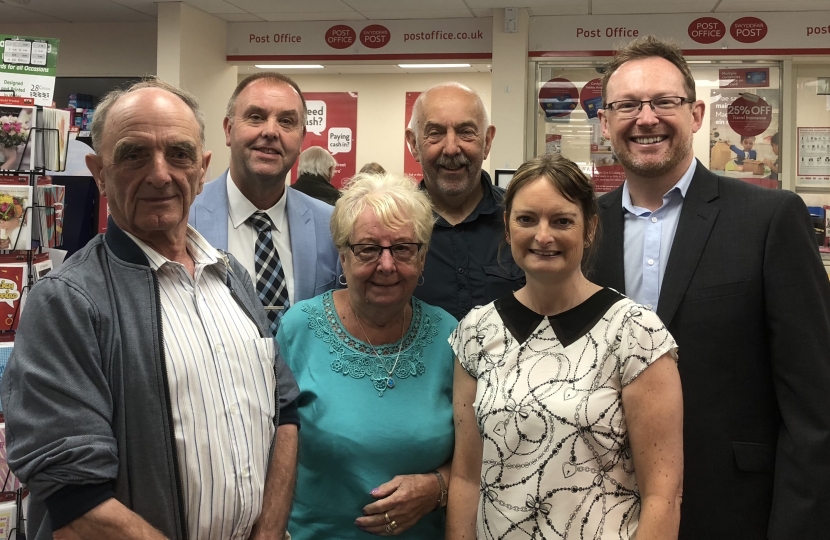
[0,0,826,24]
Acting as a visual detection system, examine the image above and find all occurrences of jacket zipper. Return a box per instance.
[154,273,190,540]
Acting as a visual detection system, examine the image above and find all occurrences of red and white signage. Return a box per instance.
[228,18,492,61]
[404,92,422,182]
[291,92,358,190]
[530,12,830,56]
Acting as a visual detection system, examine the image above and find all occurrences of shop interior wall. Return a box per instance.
[794,64,830,207]
[261,72,493,179]
[0,22,157,77]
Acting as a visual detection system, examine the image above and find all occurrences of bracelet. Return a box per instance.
[433,470,448,510]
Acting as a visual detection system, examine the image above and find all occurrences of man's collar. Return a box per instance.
[121,225,225,274]
[621,158,696,214]
[419,170,500,226]
[227,170,288,232]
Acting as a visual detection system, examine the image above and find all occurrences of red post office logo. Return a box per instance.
[360,25,391,49]
[730,17,768,44]
[325,25,356,49]
[688,17,726,44]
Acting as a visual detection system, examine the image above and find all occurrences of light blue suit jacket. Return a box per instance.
[189,171,341,303]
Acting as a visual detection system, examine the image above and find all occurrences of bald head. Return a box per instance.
[409,82,490,141]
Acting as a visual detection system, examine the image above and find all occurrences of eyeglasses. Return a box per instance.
[604,96,693,118]
[348,243,423,263]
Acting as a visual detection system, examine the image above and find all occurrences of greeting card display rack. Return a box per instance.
[0,102,64,540]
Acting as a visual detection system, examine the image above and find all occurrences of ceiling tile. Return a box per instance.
[213,12,266,21]
[716,0,830,11]
[16,0,155,22]
[356,10,477,19]
[109,0,159,17]
[471,8,492,17]
[227,0,351,13]
[0,3,68,23]
[592,0,718,15]
[258,11,367,21]
[181,0,247,14]
[529,5,591,15]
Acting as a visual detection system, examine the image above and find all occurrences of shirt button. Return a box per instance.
[230,403,239,414]
[647,259,655,266]
[650,216,658,223]
[458,268,464,274]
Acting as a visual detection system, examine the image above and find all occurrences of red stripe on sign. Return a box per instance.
[228,53,493,61]
[529,48,830,57]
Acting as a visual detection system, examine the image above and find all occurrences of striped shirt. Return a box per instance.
[125,227,276,540]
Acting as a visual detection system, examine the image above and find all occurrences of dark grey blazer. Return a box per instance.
[590,161,830,540]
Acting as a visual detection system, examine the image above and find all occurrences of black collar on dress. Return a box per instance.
[495,288,625,347]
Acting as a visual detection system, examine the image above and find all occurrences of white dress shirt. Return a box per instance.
[226,172,295,305]
[621,159,696,311]
[125,227,276,540]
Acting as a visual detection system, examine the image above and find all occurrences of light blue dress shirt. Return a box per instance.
[622,160,697,311]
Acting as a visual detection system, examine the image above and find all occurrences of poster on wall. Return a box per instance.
[291,92,357,190]
[404,92,422,182]
[797,127,830,186]
[709,88,779,188]
[0,35,59,106]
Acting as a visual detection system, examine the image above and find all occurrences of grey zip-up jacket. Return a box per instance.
[1,219,299,540]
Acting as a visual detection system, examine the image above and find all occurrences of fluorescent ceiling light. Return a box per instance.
[255,64,324,69]
[398,63,471,68]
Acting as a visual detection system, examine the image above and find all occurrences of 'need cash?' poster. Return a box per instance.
[0,35,59,106]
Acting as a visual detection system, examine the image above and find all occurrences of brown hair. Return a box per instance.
[359,162,387,175]
[226,72,307,121]
[601,35,696,105]
[504,154,600,272]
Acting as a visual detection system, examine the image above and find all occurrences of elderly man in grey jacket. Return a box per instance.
[1,78,299,540]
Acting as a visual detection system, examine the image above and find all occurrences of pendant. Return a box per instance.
[386,377,395,388]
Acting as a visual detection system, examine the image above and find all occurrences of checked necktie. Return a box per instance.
[248,211,290,337]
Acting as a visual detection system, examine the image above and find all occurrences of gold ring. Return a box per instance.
[384,512,390,524]
[390,520,398,531]
[385,524,393,533]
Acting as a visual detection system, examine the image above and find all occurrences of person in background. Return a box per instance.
[593,35,830,539]
[291,145,341,206]
[764,132,780,180]
[405,82,523,320]
[1,78,299,540]
[359,162,387,175]
[448,154,683,540]
[277,173,456,539]
[730,135,756,165]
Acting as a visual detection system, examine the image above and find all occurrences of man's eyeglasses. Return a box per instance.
[604,96,693,118]
[348,243,423,263]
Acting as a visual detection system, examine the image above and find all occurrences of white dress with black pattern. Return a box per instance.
[449,288,678,540]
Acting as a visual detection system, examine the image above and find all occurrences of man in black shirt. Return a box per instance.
[405,82,524,320]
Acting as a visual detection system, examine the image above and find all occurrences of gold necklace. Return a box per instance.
[353,308,406,389]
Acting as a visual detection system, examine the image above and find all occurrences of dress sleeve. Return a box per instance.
[449,310,481,378]
[618,304,678,387]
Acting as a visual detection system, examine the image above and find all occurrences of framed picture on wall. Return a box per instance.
[818,77,830,96]
[495,169,516,188]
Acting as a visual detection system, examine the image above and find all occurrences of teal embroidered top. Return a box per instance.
[277,291,458,540]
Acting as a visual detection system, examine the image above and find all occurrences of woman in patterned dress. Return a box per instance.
[447,154,683,540]
[277,173,456,539]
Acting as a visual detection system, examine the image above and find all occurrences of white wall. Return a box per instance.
[157,3,238,177]
[282,72,492,177]
[0,22,156,77]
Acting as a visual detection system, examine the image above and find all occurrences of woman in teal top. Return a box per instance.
[276,173,457,539]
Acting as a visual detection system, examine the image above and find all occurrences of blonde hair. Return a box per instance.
[331,173,434,250]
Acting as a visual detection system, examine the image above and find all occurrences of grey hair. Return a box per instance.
[298,146,337,180]
[91,76,205,153]
[407,82,491,137]
[225,72,307,124]
[331,173,435,251]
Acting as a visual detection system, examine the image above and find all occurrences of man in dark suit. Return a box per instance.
[592,36,830,539]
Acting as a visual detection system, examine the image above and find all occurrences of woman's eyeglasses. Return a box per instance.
[348,243,423,263]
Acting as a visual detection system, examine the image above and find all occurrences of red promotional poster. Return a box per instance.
[291,92,358,190]
[0,263,25,332]
[404,92,422,182]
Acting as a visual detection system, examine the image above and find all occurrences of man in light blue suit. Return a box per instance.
[189,73,340,537]
[190,73,340,309]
